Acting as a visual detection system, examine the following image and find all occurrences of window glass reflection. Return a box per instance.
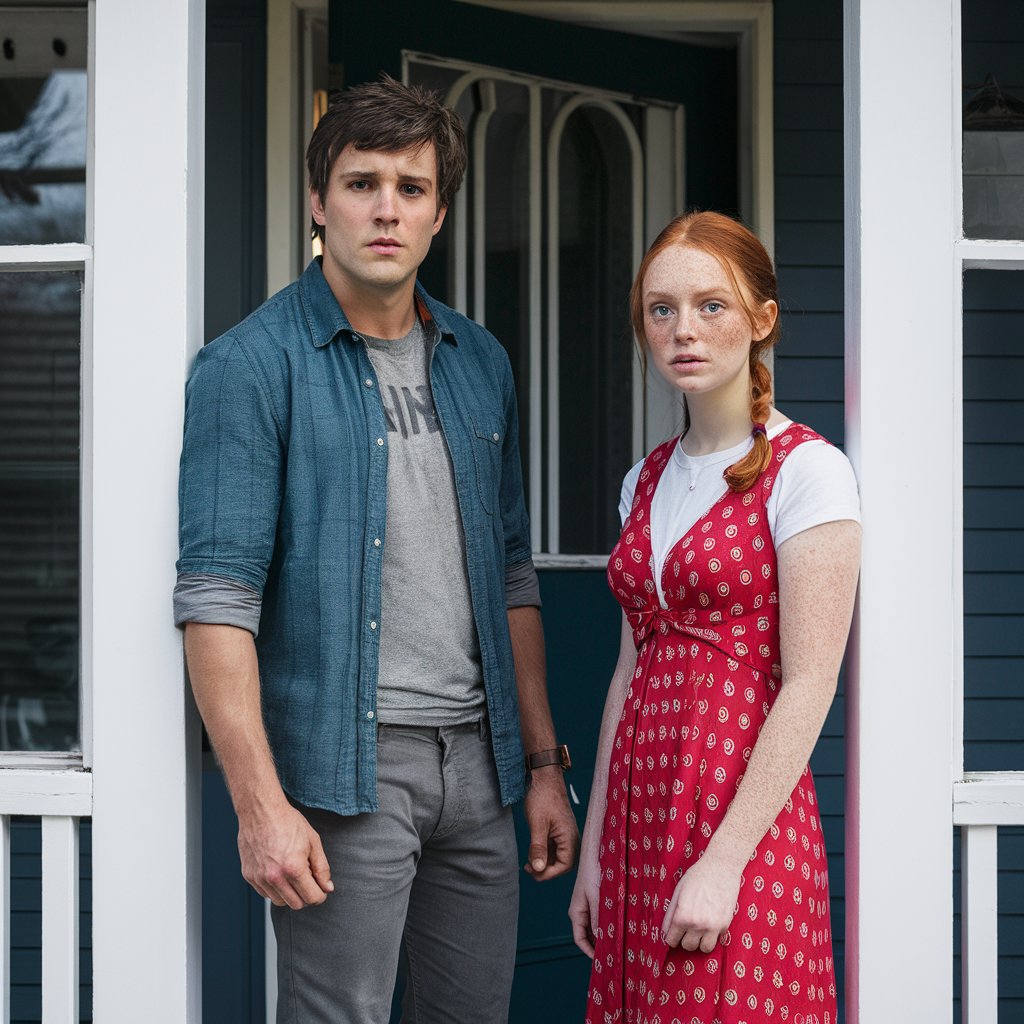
[0,272,81,751]
[0,71,86,244]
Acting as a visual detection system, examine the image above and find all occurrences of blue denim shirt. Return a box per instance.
[177,259,532,814]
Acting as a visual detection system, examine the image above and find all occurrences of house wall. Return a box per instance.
[771,0,848,1006]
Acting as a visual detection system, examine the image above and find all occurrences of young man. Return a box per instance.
[175,77,578,1022]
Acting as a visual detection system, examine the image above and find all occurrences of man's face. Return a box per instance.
[310,142,447,301]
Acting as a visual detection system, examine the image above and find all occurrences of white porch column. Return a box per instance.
[90,0,204,1019]
[844,1,957,1022]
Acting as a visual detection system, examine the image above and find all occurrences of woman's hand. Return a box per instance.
[568,839,602,958]
[660,854,742,952]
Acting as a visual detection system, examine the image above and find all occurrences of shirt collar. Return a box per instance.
[299,257,458,349]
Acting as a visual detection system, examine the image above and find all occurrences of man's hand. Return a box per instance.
[237,801,334,910]
[523,766,579,881]
[660,853,742,952]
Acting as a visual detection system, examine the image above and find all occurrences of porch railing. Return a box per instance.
[953,771,1024,1022]
[0,770,92,1024]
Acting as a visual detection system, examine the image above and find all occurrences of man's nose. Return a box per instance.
[374,188,399,223]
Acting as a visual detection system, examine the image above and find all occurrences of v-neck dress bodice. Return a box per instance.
[585,424,837,1024]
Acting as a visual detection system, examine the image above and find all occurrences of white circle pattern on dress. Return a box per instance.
[588,425,836,1024]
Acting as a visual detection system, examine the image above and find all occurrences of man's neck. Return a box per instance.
[321,262,419,340]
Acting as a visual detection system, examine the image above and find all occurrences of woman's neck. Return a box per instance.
[681,382,756,456]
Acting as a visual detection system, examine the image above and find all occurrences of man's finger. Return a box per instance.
[308,831,334,894]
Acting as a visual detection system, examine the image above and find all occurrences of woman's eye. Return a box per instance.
[704,301,722,314]
[651,305,671,318]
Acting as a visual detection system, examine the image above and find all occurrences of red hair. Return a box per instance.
[630,211,780,492]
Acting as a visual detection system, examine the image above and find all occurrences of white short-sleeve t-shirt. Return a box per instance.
[619,420,861,608]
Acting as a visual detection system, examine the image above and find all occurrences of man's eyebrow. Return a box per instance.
[338,170,433,188]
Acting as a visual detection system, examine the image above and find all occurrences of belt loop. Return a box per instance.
[478,716,486,742]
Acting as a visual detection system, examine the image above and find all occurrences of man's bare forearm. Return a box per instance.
[183,622,287,816]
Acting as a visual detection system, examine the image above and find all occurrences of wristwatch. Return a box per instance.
[525,744,572,772]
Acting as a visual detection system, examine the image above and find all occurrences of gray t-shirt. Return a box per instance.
[362,317,486,724]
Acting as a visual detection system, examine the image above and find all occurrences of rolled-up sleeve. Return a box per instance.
[505,557,541,609]
[176,336,285,604]
[173,573,263,634]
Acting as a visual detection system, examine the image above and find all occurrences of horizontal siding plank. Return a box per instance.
[965,444,1024,486]
[964,312,1024,355]
[964,272,1024,311]
[776,313,843,356]
[775,176,843,222]
[773,355,844,402]
[965,532,1024,571]
[964,657,1024,695]
[775,84,842,131]
[776,267,844,312]
[963,697,1024,739]
[965,616,1024,656]
[773,40,842,85]
[775,220,844,267]
[964,358,1024,400]
[964,403,1024,442]
[964,574,1024,613]
[964,489,1024,529]
[774,4,842,39]
[964,741,1024,771]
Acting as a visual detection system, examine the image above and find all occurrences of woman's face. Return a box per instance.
[641,245,775,401]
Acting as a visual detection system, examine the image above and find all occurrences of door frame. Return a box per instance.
[266,1,774,283]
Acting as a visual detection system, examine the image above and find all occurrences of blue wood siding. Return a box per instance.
[772,0,849,1011]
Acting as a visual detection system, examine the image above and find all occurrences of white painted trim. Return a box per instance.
[957,239,1024,269]
[266,0,327,295]
[472,80,498,324]
[463,2,774,248]
[0,244,90,270]
[89,0,204,1017]
[843,1,957,1021]
[0,816,9,1024]
[954,773,1024,826]
[961,825,999,1024]
[0,772,91,817]
[528,84,543,552]
[41,816,79,1023]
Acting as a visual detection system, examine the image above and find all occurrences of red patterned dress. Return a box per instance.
[585,425,837,1024]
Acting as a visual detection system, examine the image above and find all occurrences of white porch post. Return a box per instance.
[844,1,957,1021]
[90,0,205,1018]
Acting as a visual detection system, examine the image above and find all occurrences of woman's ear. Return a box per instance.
[753,299,779,341]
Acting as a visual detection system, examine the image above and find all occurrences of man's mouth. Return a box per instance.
[369,238,402,254]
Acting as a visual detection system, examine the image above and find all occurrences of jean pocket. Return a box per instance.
[471,421,504,515]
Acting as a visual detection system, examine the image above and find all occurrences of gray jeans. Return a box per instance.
[272,720,520,1023]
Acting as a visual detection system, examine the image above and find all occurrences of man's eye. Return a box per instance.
[350,180,370,190]
[400,184,423,196]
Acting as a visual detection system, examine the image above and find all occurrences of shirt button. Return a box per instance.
[365,378,373,387]
[366,710,375,720]
[370,621,377,630]
[376,437,384,447]
[492,432,500,441]
[373,538,381,547]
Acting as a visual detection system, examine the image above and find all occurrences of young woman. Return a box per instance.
[569,212,861,1024]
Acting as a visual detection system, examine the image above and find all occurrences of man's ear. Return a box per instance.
[432,205,448,236]
[310,188,327,228]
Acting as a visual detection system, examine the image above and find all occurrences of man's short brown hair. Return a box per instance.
[306,74,467,243]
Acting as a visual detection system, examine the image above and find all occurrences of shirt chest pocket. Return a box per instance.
[472,421,504,516]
